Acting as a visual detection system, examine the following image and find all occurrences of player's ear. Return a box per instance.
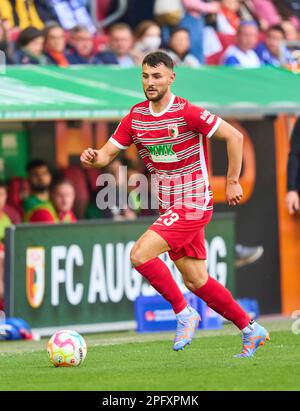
[169,71,176,85]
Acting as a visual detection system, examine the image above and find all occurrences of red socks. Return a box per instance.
[135,259,250,329]
[194,276,251,330]
[135,258,187,314]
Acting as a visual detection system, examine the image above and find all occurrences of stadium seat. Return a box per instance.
[94,0,113,22]
[84,167,101,194]
[93,34,109,53]
[7,177,30,217]
[206,33,237,65]
[3,203,22,224]
[206,51,224,65]
[8,29,21,42]
[217,33,237,49]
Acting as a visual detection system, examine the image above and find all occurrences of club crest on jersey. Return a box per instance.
[168,124,179,138]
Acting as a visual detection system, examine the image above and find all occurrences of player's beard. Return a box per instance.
[144,86,168,102]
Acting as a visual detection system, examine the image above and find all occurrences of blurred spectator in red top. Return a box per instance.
[51,178,77,223]
[27,178,77,223]
[44,21,70,66]
[217,0,241,34]
[15,26,47,65]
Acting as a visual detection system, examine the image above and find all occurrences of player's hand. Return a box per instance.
[80,148,99,168]
[226,180,243,206]
[286,190,300,215]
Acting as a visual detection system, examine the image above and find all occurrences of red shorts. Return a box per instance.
[149,205,213,261]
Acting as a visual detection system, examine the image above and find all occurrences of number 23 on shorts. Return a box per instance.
[158,209,180,226]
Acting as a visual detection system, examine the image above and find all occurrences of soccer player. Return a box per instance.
[80,51,269,357]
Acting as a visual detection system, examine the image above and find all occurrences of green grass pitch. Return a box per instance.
[0,317,299,391]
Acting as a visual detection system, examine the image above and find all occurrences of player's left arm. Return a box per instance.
[184,103,243,206]
[212,119,243,206]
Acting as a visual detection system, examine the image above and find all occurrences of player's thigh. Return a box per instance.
[130,229,171,266]
[175,256,209,289]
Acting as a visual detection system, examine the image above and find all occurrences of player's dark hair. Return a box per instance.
[108,22,132,35]
[170,27,190,38]
[267,24,285,37]
[50,177,74,193]
[142,51,174,70]
[237,21,258,34]
[70,25,90,36]
[26,159,49,173]
[17,26,43,48]
[43,21,64,43]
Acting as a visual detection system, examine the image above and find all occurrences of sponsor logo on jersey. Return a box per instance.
[200,110,211,122]
[147,144,178,163]
[207,114,215,124]
[168,124,179,138]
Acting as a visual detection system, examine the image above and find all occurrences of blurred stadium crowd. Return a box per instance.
[0,0,300,68]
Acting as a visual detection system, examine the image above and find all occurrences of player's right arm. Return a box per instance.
[80,112,133,169]
[80,141,120,168]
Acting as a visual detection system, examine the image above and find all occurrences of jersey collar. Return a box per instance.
[149,93,175,117]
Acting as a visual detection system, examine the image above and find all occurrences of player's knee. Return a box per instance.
[183,271,208,291]
[130,245,147,266]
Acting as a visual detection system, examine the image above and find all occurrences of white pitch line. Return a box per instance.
[29,66,144,99]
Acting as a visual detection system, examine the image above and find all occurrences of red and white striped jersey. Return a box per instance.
[109,94,221,211]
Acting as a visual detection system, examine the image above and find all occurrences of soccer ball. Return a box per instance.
[47,329,87,367]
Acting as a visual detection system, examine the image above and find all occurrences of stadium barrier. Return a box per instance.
[4,213,234,336]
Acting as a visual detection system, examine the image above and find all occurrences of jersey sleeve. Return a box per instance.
[109,112,133,149]
[184,102,221,138]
